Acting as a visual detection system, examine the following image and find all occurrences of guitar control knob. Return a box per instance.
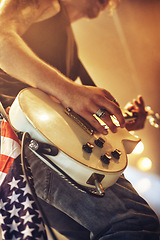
[94,137,105,148]
[100,154,111,165]
[111,149,121,160]
[83,142,94,153]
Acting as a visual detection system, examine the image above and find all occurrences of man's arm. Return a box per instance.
[0,0,65,94]
[0,0,125,134]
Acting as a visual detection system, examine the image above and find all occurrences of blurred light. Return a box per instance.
[132,141,144,154]
[0,0,5,8]
[40,114,49,121]
[137,157,152,171]
[148,114,160,128]
[135,178,151,194]
[146,106,160,128]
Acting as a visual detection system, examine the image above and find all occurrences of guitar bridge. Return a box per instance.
[65,107,95,135]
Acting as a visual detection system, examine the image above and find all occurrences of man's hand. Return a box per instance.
[60,84,125,135]
[125,96,147,131]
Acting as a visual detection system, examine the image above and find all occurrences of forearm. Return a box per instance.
[0,31,125,135]
[0,30,73,102]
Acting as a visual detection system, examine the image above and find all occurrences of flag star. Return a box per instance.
[0,215,3,224]
[11,235,21,240]
[21,211,35,225]
[8,177,20,190]
[35,209,43,219]
[8,191,21,204]
[0,199,7,210]
[0,212,6,224]
[21,196,34,211]
[8,204,21,218]
[12,236,16,240]
[37,221,45,232]
[20,175,26,183]
[0,199,3,209]
[21,225,34,238]
[9,219,20,233]
[21,184,32,197]
[1,227,6,240]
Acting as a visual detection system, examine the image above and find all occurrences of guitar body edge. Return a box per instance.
[9,90,124,190]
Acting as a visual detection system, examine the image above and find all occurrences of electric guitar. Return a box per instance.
[8,88,160,196]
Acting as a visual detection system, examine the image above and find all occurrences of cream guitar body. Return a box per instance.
[9,88,140,195]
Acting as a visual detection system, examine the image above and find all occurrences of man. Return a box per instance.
[0,0,159,239]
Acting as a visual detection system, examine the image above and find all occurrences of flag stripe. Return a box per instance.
[0,119,47,239]
[0,120,21,174]
[1,120,20,143]
[0,154,15,173]
[0,171,6,185]
[1,136,21,159]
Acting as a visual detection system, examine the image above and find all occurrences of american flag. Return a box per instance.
[0,119,48,239]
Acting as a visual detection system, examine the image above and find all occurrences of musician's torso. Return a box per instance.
[0,0,80,108]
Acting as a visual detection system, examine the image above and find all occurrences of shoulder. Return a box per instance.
[36,0,61,22]
[0,0,60,35]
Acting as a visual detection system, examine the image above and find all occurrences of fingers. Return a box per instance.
[85,114,109,135]
[99,111,118,133]
[133,95,146,112]
[101,98,125,129]
[87,102,125,134]
[85,112,118,135]
[125,95,147,131]
[65,85,125,134]
[92,89,124,128]
[125,96,145,112]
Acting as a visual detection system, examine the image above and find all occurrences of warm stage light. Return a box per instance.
[132,141,144,154]
[0,0,5,8]
[137,157,152,171]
